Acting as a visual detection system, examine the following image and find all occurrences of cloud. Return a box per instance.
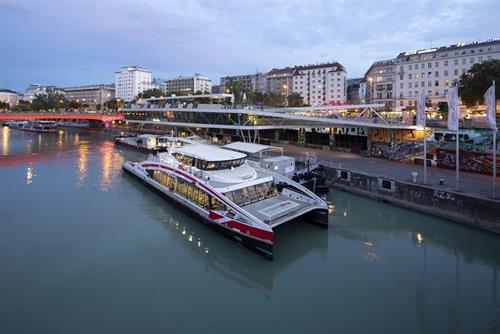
[0,0,499,91]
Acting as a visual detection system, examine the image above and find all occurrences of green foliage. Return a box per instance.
[0,101,10,110]
[104,98,123,111]
[30,93,67,111]
[11,100,33,112]
[287,92,304,107]
[263,92,284,107]
[459,59,500,107]
[137,88,165,99]
[438,102,448,117]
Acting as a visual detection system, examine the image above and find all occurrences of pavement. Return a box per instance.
[275,143,499,199]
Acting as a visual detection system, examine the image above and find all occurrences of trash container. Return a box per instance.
[439,178,444,185]
[411,171,418,184]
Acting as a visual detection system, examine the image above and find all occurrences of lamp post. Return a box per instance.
[283,83,288,106]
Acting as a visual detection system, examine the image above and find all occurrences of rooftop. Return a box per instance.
[174,144,246,162]
[222,142,272,154]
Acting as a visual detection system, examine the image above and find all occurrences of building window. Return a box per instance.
[408,74,412,79]
[470,57,474,64]
[454,59,459,65]
[428,81,432,87]
[409,82,412,88]
[454,69,459,75]
[435,80,439,86]
[409,65,412,70]
[400,74,404,80]
[435,71,439,77]
[462,59,466,65]
[400,100,404,106]
[479,56,483,62]
[435,62,439,67]
[400,66,404,72]
[444,80,449,86]
[415,82,418,88]
[428,63,432,68]
[444,60,448,66]
[400,83,404,89]
[444,70,449,76]
[409,91,412,97]
[435,90,439,96]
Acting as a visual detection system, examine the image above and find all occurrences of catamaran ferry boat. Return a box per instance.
[122,137,328,259]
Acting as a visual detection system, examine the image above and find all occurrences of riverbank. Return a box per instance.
[322,166,500,233]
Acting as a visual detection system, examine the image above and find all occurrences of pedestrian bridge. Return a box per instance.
[121,103,418,131]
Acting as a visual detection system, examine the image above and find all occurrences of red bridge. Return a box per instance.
[0,113,124,122]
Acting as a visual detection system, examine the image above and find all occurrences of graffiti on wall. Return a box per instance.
[436,149,500,175]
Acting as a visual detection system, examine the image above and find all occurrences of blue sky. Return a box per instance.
[1,0,499,92]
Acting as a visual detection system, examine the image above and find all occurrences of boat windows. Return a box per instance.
[198,158,245,171]
[152,170,175,190]
[210,197,226,211]
[175,177,210,210]
[223,181,278,206]
[172,153,194,165]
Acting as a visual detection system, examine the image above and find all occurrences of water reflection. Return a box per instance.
[26,164,34,185]
[76,141,89,186]
[99,141,123,191]
[127,175,330,295]
[2,126,9,155]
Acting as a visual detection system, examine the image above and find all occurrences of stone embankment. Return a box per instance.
[324,167,500,233]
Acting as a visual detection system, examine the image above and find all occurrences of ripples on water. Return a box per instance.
[0,127,499,334]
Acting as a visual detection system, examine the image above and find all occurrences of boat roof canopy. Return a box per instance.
[174,144,246,162]
[222,142,273,154]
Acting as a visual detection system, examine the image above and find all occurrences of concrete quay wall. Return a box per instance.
[324,167,500,233]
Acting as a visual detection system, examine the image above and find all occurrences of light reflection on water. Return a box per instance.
[2,126,9,155]
[0,128,499,334]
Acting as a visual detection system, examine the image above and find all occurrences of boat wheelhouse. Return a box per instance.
[122,138,328,259]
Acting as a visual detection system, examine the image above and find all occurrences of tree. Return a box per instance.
[104,98,123,111]
[11,100,33,112]
[263,92,284,107]
[0,101,10,110]
[287,92,303,107]
[438,102,448,117]
[31,92,67,111]
[459,59,500,107]
[137,88,165,99]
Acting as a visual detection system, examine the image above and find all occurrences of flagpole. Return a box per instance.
[494,129,497,198]
[456,126,459,191]
[424,117,427,185]
[493,80,497,198]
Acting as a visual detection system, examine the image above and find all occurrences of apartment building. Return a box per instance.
[220,73,267,93]
[115,66,152,102]
[366,38,500,110]
[165,74,212,95]
[292,62,347,106]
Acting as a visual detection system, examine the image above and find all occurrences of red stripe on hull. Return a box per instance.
[224,220,273,242]
[142,162,273,242]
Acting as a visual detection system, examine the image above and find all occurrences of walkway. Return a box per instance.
[276,143,499,199]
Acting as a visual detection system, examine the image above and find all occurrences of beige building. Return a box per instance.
[62,84,115,108]
[366,38,500,110]
[266,67,295,97]
[0,89,22,107]
[292,62,347,106]
[165,74,212,95]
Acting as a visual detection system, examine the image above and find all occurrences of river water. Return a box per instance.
[1,126,499,334]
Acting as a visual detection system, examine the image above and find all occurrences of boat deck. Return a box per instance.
[242,194,316,228]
